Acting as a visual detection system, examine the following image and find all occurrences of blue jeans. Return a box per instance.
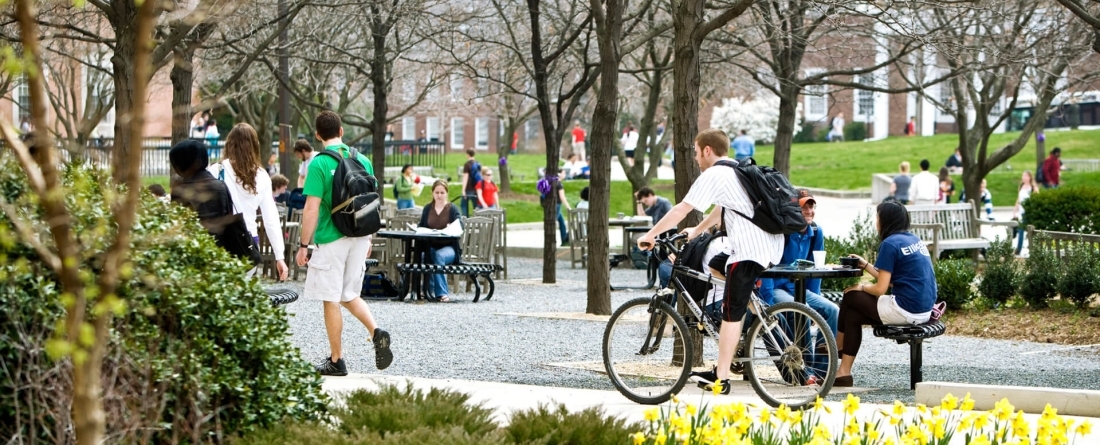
[773,288,839,336]
[1015,216,1027,255]
[556,204,569,244]
[429,246,456,297]
[658,258,673,288]
[461,193,480,216]
[397,198,415,209]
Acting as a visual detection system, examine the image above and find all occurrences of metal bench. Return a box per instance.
[267,289,299,306]
[394,262,500,302]
[906,200,1016,260]
[872,319,947,389]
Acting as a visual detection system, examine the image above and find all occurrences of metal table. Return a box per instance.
[375,230,461,301]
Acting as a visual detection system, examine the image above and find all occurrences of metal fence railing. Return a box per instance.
[353,140,448,172]
[50,137,223,178]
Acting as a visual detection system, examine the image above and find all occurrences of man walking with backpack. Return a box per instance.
[637,129,783,394]
[461,148,483,216]
[296,110,393,376]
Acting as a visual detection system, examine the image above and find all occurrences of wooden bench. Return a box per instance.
[873,320,946,390]
[906,200,1017,260]
[1026,226,1100,260]
[822,291,946,389]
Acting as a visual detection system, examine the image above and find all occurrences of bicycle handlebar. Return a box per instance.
[638,231,688,250]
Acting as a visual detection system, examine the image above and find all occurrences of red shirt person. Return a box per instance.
[476,168,500,208]
[1041,147,1061,188]
[571,121,587,162]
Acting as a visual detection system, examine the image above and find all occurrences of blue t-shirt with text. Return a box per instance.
[874,232,937,314]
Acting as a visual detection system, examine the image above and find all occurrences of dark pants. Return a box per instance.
[722,261,764,323]
[461,192,480,216]
[837,291,883,356]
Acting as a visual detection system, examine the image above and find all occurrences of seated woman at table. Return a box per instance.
[419,179,463,302]
[836,201,937,387]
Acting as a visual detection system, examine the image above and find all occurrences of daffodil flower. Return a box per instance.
[941,393,959,411]
[843,393,861,416]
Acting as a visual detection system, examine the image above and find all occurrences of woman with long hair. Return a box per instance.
[1013,170,1039,255]
[209,123,288,280]
[836,201,936,387]
[419,180,462,302]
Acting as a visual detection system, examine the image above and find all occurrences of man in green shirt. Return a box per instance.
[296,110,393,376]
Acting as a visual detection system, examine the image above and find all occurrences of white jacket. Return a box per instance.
[208,160,285,261]
[911,171,940,204]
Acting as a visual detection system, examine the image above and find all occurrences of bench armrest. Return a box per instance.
[977,220,1018,228]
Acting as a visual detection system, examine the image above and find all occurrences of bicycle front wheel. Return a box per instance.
[602,297,694,405]
[743,302,837,409]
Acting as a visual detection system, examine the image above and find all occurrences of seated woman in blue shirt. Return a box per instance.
[837,201,937,387]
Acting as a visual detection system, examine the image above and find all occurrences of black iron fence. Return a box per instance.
[353,140,448,172]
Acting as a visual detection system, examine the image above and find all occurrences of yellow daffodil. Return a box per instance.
[893,400,906,417]
[1077,420,1093,436]
[671,394,680,405]
[812,424,831,440]
[686,403,697,416]
[845,418,860,436]
[791,411,803,424]
[759,408,771,424]
[711,379,724,396]
[958,413,975,432]
[655,432,667,445]
[631,432,646,445]
[974,413,991,430]
[868,428,881,441]
[843,435,862,445]
[933,416,948,439]
[994,398,1015,421]
[883,437,896,445]
[941,393,959,411]
[890,413,902,426]
[971,435,991,445]
[843,393,861,416]
[644,408,659,422]
[775,404,792,423]
[961,392,976,411]
[814,396,827,413]
[1041,404,1058,421]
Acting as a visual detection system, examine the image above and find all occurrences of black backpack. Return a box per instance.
[715,158,807,235]
[318,148,382,237]
[675,231,721,304]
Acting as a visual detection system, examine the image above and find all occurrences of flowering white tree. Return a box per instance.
[709,94,800,145]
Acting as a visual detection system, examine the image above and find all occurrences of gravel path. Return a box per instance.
[269,257,1100,405]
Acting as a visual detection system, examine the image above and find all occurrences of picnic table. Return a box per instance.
[609,216,652,256]
[376,230,460,301]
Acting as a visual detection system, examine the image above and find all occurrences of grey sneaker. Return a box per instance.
[373,328,393,370]
[316,357,347,376]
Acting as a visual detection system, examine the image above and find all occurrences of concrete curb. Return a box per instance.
[916,381,1100,417]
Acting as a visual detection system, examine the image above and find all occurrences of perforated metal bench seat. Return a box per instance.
[365,259,380,268]
[394,262,500,302]
[267,289,299,306]
[873,319,947,389]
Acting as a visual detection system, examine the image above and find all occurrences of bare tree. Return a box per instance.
[918,0,1095,206]
[616,5,673,196]
[0,2,157,445]
[1052,0,1100,53]
[669,0,754,223]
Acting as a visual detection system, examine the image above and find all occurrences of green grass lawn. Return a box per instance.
[149,129,1100,223]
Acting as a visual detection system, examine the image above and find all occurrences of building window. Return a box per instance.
[451,117,465,149]
[937,81,955,120]
[856,73,874,118]
[450,75,463,102]
[426,117,441,141]
[15,81,30,124]
[475,117,489,149]
[402,116,416,140]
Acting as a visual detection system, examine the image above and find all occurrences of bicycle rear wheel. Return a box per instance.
[743,302,837,409]
[602,297,694,405]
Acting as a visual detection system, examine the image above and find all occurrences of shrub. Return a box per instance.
[977,237,1020,305]
[822,211,878,291]
[1056,240,1100,309]
[822,236,861,291]
[793,123,819,143]
[1019,233,1060,308]
[843,121,867,141]
[0,164,327,443]
[504,404,641,445]
[1022,186,1100,233]
[335,384,497,439]
[933,259,977,309]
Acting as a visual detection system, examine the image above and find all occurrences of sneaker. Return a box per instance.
[690,366,718,385]
[704,378,731,395]
[316,357,347,376]
[373,328,393,370]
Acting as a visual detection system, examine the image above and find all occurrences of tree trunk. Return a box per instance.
[370,9,391,174]
[497,119,519,193]
[169,48,195,185]
[772,90,800,175]
[670,0,704,228]
[111,33,138,185]
[585,0,624,316]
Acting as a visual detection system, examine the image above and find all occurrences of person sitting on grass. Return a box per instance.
[836,201,936,387]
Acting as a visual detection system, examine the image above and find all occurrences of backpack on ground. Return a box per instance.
[674,231,720,304]
[468,160,483,187]
[715,158,807,235]
[318,148,381,237]
[362,272,401,300]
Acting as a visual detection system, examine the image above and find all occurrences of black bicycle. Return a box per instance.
[601,233,838,408]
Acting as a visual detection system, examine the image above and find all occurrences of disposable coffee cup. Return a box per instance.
[813,251,827,268]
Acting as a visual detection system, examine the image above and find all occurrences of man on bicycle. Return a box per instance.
[637,129,783,394]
